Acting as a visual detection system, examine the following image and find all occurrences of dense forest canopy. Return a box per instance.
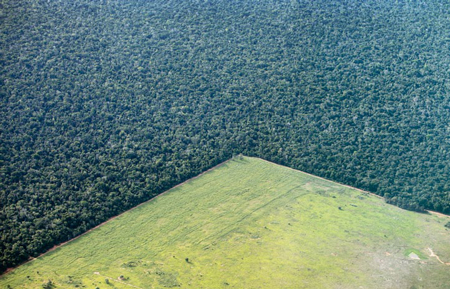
[1,0,450,272]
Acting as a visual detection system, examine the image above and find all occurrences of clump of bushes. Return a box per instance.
[42,280,53,289]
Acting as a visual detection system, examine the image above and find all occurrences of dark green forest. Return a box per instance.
[1,0,450,272]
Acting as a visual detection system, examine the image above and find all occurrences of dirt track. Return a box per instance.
[428,247,450,265]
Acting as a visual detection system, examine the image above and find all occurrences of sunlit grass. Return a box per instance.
[1,157,449,288]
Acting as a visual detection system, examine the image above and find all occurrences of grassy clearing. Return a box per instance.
[1,157,449,288]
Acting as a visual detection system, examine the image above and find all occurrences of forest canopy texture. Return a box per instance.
[1,0,450,272]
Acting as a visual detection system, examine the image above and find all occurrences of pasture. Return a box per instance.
[1,157,449,288]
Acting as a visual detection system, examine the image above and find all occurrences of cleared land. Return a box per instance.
[1,157,449,288]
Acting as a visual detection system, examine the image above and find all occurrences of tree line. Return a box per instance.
[1,0,450,273]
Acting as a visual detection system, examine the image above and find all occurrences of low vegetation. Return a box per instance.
[2,0,450,271]
[1,157,449,288]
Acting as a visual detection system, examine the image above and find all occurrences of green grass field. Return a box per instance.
[1,157,449,288]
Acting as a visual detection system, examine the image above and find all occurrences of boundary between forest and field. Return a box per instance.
[256,157,450,220]
[2,155,449,276]
[1,158,233,276]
